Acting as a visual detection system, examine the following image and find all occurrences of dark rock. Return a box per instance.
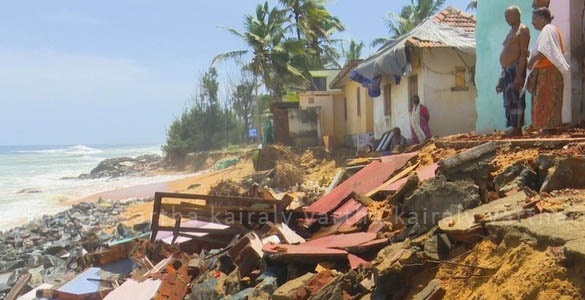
[539,156,585,192]
[224,269,242,296]
[373,244,419,299]
[189,271,227,300]
[115,223,133,238]
[43,255,64,269]
[132,221,151,232]
[423,232,452,261]
[43,242,66,256]
[404,176,481,232]
[494,163,539,193]
[80,154,162,179]
[16,188,42,194]
[1,260,25,272]
[26,255,43,268]
[76,202,94,212]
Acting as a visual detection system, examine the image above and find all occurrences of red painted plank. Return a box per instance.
[380,163,438,192]
[306,152,418,214]
[262,244,348,257]
[331,198,362,219]
[338,207,369,232]
[347,254,372,269]
[303,232,377,249]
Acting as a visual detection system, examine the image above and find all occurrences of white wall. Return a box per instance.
[373,67,423,140]
[421,48,477,137]
[373,80,390,139]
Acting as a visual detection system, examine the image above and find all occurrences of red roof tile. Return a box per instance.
[433,7,476,32]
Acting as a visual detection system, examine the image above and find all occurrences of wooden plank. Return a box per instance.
[303,232,377,249]
[155,226,243,235]
[155,192,283,205]
[161,203,275,214]
[262,244,348,258]
[325,169,346,194]
[307,152,417,215]
[366,162,419,197]
[5,274,31,300]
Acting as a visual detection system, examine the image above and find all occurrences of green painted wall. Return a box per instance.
[475,0,537,132]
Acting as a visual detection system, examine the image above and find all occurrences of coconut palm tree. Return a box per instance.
[371,0,446,48]
[279,0,345,68]
[214,2,306,100]
[342,40,365,62]
[466,0,477,12]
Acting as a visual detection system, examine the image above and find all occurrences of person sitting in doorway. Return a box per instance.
[376,127,408,154]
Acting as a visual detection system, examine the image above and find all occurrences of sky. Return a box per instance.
[0,0,471,146]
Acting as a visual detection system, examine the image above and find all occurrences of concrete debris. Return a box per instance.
[412,279,445,300]
[404,175,481,234]
[15,133,585,300]
[272,272,315,300]
[494,162,539,193]
[539,156,585,192]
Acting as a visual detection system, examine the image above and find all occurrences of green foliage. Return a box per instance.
[163,67,244,160]
[214,0,344,100]
[371,0,446,48]
[342,40,365,63]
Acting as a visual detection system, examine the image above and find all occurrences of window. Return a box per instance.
[357,87,361,116]
[312,77,327,91]
[384,84,392,116]
[452,67,468,91]
[308,97,314,104]
[344,97,347,120]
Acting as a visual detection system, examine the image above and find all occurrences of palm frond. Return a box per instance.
[212,50,249,65]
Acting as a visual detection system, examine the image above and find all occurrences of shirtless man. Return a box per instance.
[497,6,530,136]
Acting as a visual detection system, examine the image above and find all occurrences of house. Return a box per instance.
[271,70,338,147]
[298,66,374,149]
[297,70,344,147]
[270,101,321,147]
[327,60,375,148]
[475,0,585,131]
[350,7,477,141]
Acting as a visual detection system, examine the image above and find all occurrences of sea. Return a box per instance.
[0,144,190,231]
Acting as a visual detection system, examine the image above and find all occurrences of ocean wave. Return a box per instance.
[16,145,104,155]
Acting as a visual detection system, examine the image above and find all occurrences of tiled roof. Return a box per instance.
[433,7,476,32]
[406,37,446,48]
[407,7,476,48]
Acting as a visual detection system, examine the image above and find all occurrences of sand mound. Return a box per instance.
[255,145,293,171]
[208,179,244,197]
[274,160,305,189]
[435,240,584,300]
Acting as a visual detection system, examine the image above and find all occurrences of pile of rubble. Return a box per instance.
[6,133,585,300]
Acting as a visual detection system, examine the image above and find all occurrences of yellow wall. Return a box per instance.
[343,80,374,135]
[299,91,346,146]
[332,94,347,146]
[299,93,334,137]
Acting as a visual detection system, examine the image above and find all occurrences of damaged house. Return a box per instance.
[351,7,478,141]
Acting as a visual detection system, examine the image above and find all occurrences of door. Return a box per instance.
[408,75,418,112]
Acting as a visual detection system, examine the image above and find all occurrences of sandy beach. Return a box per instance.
[69,158,256,228]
